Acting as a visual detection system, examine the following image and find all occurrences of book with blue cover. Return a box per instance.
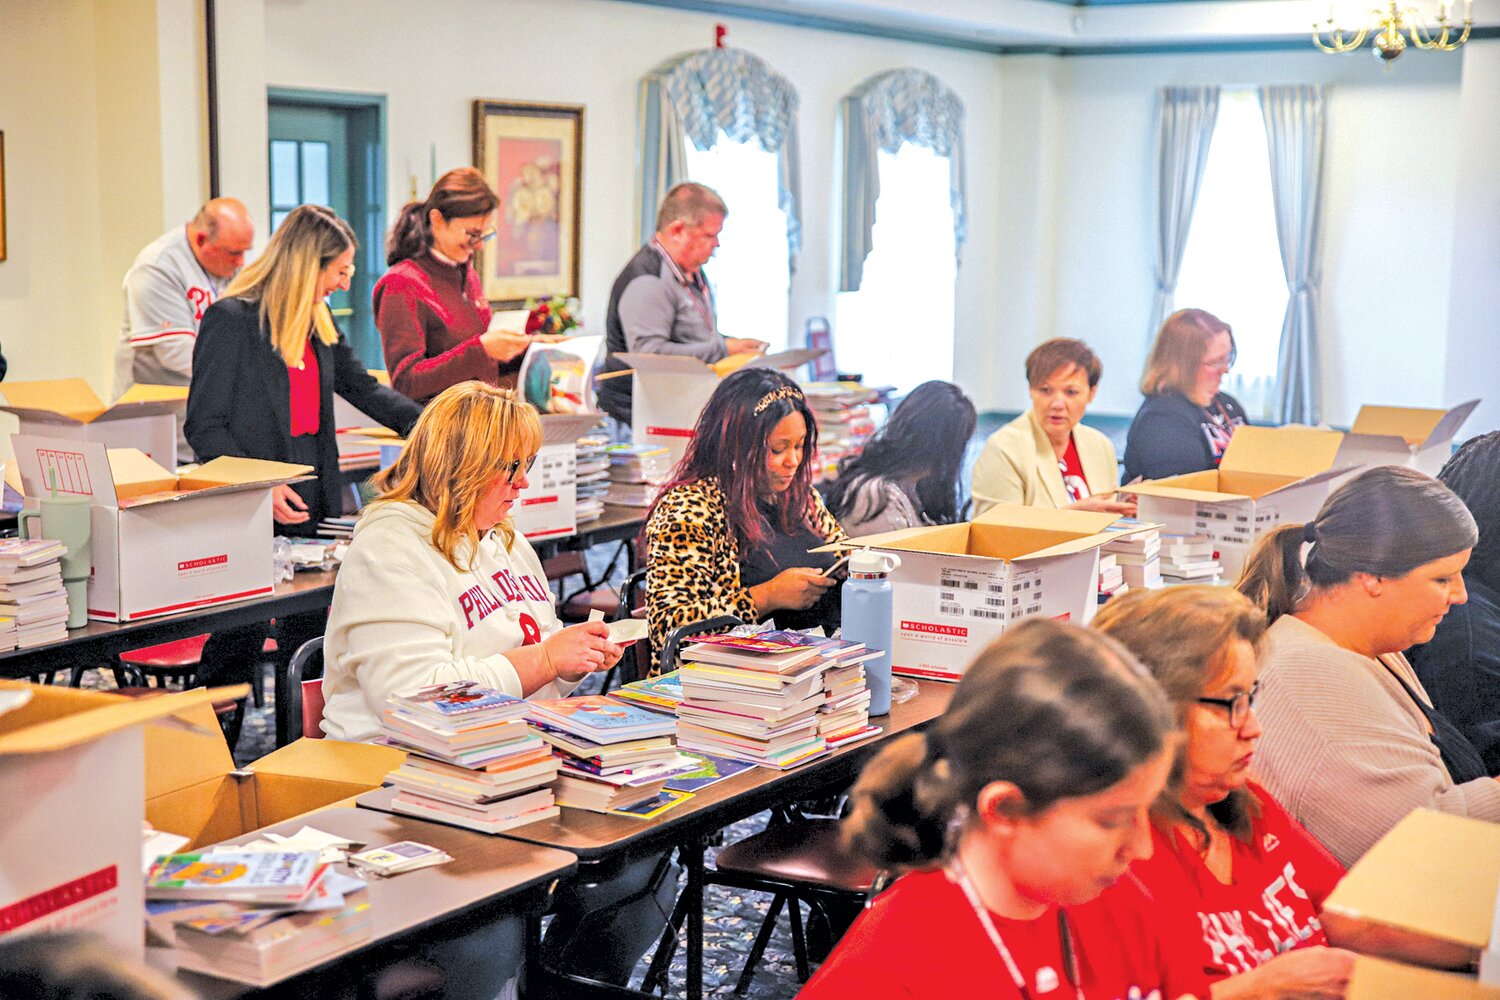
[526,695,676,744]
[391,681,527,719]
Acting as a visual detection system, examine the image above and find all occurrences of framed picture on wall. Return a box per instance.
[472,100,583,307]
[0,131,7,262]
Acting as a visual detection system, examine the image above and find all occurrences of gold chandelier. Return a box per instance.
[1313,1,1472,61]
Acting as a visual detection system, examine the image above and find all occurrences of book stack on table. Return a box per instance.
[527,695,690,813]
[611,669,684,716]
[674,632,850,770]
[604,443,672,508]
[815,638,883,747]
[575,435,611,525]
[146,849,372,986]
[1103,525,1163,590]
[1159,533,1222,585]
[0,538,68,647]
[802,382,879,481]
[376,681,561,834]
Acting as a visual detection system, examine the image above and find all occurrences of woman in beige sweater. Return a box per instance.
[1236,466,1498,867]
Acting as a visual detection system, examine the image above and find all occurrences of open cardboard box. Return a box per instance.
[12,434,312,622]
[819,504,1122,682]
[146,698,405,850]
[0,380,187,466]
[617,349,824,462]
[1334,400,1480,476]
[0,682,227,959]
[1129,425,1354,581]
[1348,956,1500,999]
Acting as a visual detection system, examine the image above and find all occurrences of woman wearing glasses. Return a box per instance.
[376,167,565,403]
[1237,466,1500,867]
[1123,308,1248,483]
[321,381,621,741]
[1095,587,1356,999]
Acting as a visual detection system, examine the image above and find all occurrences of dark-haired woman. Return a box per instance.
[645,367,847,654]
[823,380,976,536]
[1409,431,1500,773]
[1097,587,1356,999]
[803,620,1203,1000]
[1237,465,1500,867]
[375,167,565,404]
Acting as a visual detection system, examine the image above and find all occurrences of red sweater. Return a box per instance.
[1130,782,1345,983]
[801,867,1207,999]
[374,253,512,403]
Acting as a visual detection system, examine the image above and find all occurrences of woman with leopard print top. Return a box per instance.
[645,367,849,655]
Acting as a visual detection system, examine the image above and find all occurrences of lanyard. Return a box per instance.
[652,238,717,336]
[949,857,1084,1000]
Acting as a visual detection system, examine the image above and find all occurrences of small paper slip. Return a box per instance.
[242,827,363,865]
[607,619,648,644]
[348,841,453,876]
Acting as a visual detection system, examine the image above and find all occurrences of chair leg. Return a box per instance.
[788,895,810,982]
[733,893,787,995]
[641,876,692,995]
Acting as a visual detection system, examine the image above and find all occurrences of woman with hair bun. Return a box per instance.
[1236,465,1499,867]
[375,167,566,404]
[802,619,1204,1000]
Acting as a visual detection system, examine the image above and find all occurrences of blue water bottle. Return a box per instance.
[842,550,902,716]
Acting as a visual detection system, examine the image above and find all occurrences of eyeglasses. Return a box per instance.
[1196,680,1260,729]
[1200,357,1233,373]
[462,227,497,247]
[500,454,538,484]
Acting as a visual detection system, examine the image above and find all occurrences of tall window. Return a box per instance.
[1173,88,1287,420]
[835,143,957,391]
[684,131,791,352]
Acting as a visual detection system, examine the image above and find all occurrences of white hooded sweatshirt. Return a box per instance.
[320,499,578,742]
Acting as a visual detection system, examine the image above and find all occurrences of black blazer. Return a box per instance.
[1122,390,1247,483]
[186,296,422,521]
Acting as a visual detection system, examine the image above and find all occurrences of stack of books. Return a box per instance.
[816,641,882,747]
[316,515,359,540]
[146,850,331,906]
[1097,551,1127,600]
[1159,533,1222,584]
[575,435,611,524]
[1104,525,1164,590]
[527,695,687,813]
[0,538,68,646]
[611,670,684,716]
[377,682,560,833]
[605,443,672,507]
[802,383,878,481]
[675,633,835,769]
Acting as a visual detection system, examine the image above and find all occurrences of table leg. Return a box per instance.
[683,838,705,1000]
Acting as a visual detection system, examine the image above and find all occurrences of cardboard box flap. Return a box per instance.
[179,456,316,489]
[250,736,406,785]
[12,434,119,507]
[1221,425,1346,478]
[1324,809,1500,953]
[1257,463,1354,499]
[1017,531,1124,561]
[340,426,402,441]
[971,503,1120,536]
[143,695,240,796]
[0,379,109,423]
[1351,400,1479,448]
[616,353,715,375]
[539,412,604,446]
[110,382,190,416]
[108,448,178,500]
[0,683,226,754]
[1348,956,1500,1000]
[1128,475,1248,504]
[741,347,825,371]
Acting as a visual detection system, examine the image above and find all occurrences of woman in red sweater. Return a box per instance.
[375,168,562,403]
[803,620,1205,1000]
[1094,586,1355,999]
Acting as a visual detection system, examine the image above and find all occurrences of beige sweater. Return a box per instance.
[1253,614,1500,867]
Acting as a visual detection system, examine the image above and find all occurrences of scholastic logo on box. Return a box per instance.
[901,620,967,638]
[178,554,228,575]
[0,865,118,933]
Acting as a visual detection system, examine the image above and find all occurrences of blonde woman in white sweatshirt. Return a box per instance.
[321,380,622,742]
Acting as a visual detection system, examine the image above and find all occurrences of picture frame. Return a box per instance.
[472,100,583,307]
[0,131,7,262]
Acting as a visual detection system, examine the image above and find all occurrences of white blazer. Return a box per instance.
[971,410,1120,515]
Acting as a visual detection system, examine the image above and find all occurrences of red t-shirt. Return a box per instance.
[288,341,320,437]
[1059,435,1089,503]
[801,866,1207,1000]
[1130,782,1345,982]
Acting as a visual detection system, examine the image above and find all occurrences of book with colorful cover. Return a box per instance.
[611,788,694,819]
[664,752,756,792]
[612,670,684,714]
[526,695,677,743]
[390,681,527,719]
[174,899,375,985]
[145,851,328,903]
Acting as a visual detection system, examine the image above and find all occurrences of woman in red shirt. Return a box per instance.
[1094,586,1356,999]
[802,619,1205,1000]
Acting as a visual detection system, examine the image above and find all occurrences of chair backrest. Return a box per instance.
[805,316,836,382]
[286,636,326,741]
[659,614,745,676]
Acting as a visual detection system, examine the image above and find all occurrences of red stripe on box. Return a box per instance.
[133,585,275,618]
[893,666,963,682]
[524,526,575,539]
[646,426,696,438]
[520,496,558,506]
[0,866,118,933]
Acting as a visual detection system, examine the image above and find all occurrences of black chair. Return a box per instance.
[277,635,325,744]
[597,567,650,694]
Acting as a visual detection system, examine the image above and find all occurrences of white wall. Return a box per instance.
[253,0,1007,405]
[1035,48,1464,425]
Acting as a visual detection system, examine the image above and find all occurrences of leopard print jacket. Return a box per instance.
[644,477,847,657]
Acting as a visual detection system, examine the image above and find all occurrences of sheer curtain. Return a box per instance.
[638,47,801,271]
[839,68,966,292]
[1260,85,1328,425]
[1150,86,1220,340]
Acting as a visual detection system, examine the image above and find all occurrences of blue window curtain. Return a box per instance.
[638,47,802,270]
[839,68,967,293]
[1260,84,1327,426]
[1150,85,1220,341]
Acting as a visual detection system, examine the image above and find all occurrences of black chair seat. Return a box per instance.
[715,819,878,894]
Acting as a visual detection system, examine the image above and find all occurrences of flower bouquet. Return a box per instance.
[524,296,579,338]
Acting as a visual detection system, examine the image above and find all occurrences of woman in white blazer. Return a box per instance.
[972,338,1136,516]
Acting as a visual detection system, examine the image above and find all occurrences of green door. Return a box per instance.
[268,94,385,366]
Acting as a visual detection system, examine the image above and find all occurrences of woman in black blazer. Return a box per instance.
[185,204,421,696]
[186,204,421,535]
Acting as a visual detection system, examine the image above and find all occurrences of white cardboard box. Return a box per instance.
[0,683,224,959]
[0,380,186,467]
[1130,426,1354,583]
[824,505,1123,682]
[618,349,824,462]
[512,413,604,542]
[1334,400,1480,476]
[11,435,311,622]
